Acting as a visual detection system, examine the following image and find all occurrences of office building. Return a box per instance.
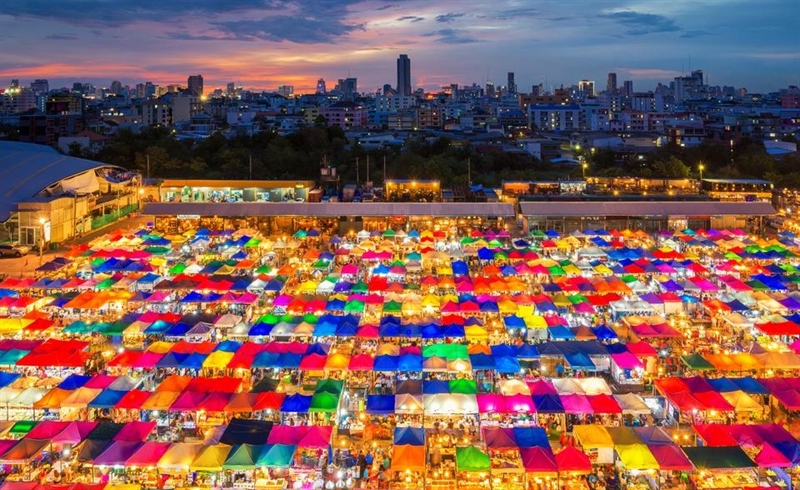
[578,80,595,97]
[187,74,204,97]
[316,78,327,94]
[507,72,517,94]
[606,73,617,94]
[397,54,411,96]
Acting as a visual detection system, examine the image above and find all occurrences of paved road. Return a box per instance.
[0,214,152,279]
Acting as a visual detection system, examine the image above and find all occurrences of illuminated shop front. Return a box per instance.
[143,202,516,237]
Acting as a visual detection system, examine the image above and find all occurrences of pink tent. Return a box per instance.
[169,391,207,412]
[561,394,593,414]
[341,264,359,275]
[476,394,505,414]
[754,443,792,468]
[505,394,535,413]
[647,444,694,471]
[125,441,171,467]
[83,375,118,389]
[130,351,164,369]
[610,352,644,370]
[51,422,98,445]
[267,425,305,445]
[520,447,558,473]
[113,422,157,442]
[588,394,622,414]
[297,426,333,449]
[26,421,70,440]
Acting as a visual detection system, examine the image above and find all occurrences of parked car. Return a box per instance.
[0,244,30,257]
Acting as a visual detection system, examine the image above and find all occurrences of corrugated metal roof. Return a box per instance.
[143,201,516,217]
[0,141,118,222]
[519,201,775,217]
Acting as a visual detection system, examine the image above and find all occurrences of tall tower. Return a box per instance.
[187,75,204,97]
[316,78,327,94]
[507,72,517,94]
[397,54,411,96]
[606,72,617,94]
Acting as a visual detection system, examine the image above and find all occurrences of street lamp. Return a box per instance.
[582,162,588,180]
[38,217,45,265]
[698,163,705,194]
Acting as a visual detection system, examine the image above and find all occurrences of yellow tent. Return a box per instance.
[720,390,763,412]
[499,299,519,313]
[465,325,488,341]
[33,387,73,410]
[421,294,441,308]
[298,280,319,293]
[615,444,659,471]
[524,315,547,329]
[190,444,232,472]
[0,318,32,335]
[325,353,351,371]
[203,351,234,370]
[377,344,400,356]
[158,442,204,471]
[147,341,175,354]
[573,425,613,449]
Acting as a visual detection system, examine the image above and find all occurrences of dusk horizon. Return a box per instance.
[1,0,799,94]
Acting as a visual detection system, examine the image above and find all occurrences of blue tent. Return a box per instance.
[516,344,539,359]
[492,345,517,357]
[249,322,275,337]
[365,395,395,415]
[422,325,444,339]
[477,248,495,261]
[495,356,522,374]
[335,322,359,337]
[313,321,337,337]
[252,352,280,369]
[504,315,526,329]
[88,389,127,409]
[394,427,425,446]
[157,352,191,368]
[423,380,450,394]
[144,320,173,335]
[469,354,496,371]
[0,372,21,388]
[215,340,242,352]
[452,261,470,275]
[325,299,346,311]
[532,394,564,413]
[442,324,465,337]
[513,427,549,448]
[592,325,618,340]
[548,325,575,340]
[373,355,399,372]
[179,352,208,369]
[59,374,91,390]
[275,353,302,369]
[565,353,596,370]
[397,354,423,372]
[729,377,770,395]
[281,394,312,413]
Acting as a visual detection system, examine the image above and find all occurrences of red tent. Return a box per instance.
[114,389,153,410]
[555,446,592,474]
[647,444,694,471]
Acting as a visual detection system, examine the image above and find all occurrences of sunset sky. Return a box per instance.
[1,0,798,94]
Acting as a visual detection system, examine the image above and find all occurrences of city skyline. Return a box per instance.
[1,0,798,94]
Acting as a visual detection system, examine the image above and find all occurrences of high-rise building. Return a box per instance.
[507,72,517,94]
[110,80,123,95]
[316,78,327,94]
[622,80,633,96]
[606,73,617,94]
[486,82,495,97]
[396,54,411,96]
[187,74,204,97]
[336,78,358,97]
[30,79,49,95]
[578,80,595,97]
[277,85,294,97]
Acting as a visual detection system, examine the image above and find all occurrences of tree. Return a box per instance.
[652,157,690,178]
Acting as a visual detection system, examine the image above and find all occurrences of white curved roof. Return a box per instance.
[0,141,122,221]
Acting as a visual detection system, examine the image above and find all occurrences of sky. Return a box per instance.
[1,0,798,94]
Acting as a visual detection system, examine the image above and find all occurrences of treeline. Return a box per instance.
[66,127,799,188]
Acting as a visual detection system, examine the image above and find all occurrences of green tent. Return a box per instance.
[63,320,90,334]
[568,294,589,305]
[223,443,264,469]
[382,229,396,238]
[302,314,318,324]
[312,259,330,270]
[100,320,130,336]
[547,265,566,276]
[294,229,308,238]
[144,246,170,255]
[0,349,29,366]
[488,239,504,248]
[383,300,402,313]
[351,281,368,293]
[314,379,344,395]
[94,278,116,290]
[456,445,490,472]
[531,229,547,238]
[9,420,38,435]
[256,313,281,325]
[168,262,187,275]
[680,353,715,371]
[309,392,340,413]
[406,252,422,261]
[745,280,769,291]
[682,446,755,469]
[256,444,296,468]
[344,300,365,313]
[244,238,260,248]
[423,344,468,360]
[449,379,477,395]
[255,264,273,274]
[459,237,475,245]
